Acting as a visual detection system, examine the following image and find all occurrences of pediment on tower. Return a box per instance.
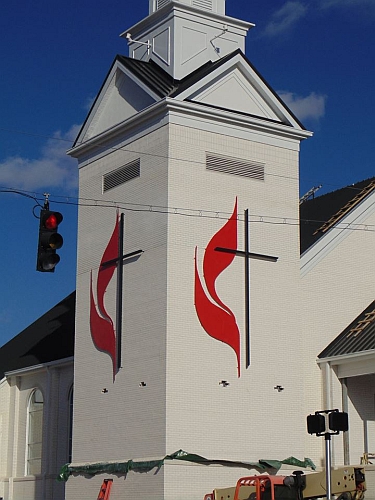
[73,49,306,149]
[171,49,305,129]
[74,56,176,145]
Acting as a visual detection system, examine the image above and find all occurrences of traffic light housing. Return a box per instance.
[329,411,348,432]
[307,413,326,435]
[36,210,63,272]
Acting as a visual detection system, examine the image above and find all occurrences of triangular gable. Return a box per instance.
[172,50,304,129]
[75,58,164,145]
[73,51,306,148]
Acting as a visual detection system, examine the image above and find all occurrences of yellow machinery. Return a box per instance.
[204,467,366,500]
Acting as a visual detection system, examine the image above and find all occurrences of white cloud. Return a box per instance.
[318,0,375,8]
[279,91,327,121]
[264,2,309,37]
[0,125,80,192]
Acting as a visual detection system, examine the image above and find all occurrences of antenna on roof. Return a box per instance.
[299,185,322,205]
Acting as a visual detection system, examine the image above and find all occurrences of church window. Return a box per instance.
[26,388,44,475]
[103,159,140,192]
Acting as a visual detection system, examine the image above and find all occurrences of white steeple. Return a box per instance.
[121,0,254,80]
[149,0,226,15]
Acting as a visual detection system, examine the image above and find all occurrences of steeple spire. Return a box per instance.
[121,0,254,80]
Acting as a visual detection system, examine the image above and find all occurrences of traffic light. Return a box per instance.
[307,413,325,435]
[36,210,63,272]
[329,411,348,432]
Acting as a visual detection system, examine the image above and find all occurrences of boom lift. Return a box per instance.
[204,467,366,500]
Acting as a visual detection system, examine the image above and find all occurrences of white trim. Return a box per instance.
[69,97,311,162]
[122,2,254,41]
[317,349,375,365]
[301,192,375,277]
[5,356,74,378]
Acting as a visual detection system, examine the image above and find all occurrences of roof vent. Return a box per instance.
[192,0,213,10]
[156,0,170,9]
[206,153,265,181]
[103,159,140,192]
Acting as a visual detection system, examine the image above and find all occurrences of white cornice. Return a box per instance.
[317,349,375,365]
[5,356,74,378]
[68,97,312,162]
[122,2,254,41]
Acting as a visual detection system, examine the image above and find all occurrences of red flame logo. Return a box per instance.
[194,199,241,377]
[90,213,119,378]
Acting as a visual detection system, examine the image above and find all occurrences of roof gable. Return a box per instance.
[75,58,169,145]
[173,50,304,128]
[73,50,306,148]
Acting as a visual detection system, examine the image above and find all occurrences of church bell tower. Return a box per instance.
[66,1,311,499]
[124,0,253,79]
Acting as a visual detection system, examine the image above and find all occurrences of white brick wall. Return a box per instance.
[69,116,305,499]
[301,210,375,467]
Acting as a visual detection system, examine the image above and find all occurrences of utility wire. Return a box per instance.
[0,126,372,194]
[2,186,375,233]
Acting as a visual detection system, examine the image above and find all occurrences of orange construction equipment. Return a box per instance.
[97,479,113,500]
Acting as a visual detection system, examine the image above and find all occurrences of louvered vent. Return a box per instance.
[192,0,213,10]
[156,0,170,9]
[206,154,265,180]
[103,159,140,192]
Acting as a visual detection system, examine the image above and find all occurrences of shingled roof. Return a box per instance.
[300,177,375,254]
[318,300,375,359]
[0,292,75,379]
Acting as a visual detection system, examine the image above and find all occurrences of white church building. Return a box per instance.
[0,1,374,499]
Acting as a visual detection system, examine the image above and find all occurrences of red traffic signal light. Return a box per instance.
[37,210,63,272]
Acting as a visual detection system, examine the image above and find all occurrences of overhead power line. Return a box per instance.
[0,126,372,194]
[2,186,375,233]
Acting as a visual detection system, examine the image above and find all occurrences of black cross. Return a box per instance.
[215,209,278,369]
[101,213,143,372]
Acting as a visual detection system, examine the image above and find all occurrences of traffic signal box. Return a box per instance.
[36,210,63,272]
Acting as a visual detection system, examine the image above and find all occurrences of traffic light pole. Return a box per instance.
[325,433,332,500]
[307,410,348,500]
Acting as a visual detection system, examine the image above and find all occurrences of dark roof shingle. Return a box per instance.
[318,300,375,359]
[300,177,375,254]
[0,292,75,379]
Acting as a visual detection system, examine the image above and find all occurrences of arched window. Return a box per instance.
[26,388,44,475]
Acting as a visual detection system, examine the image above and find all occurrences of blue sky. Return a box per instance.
[0,0,374,347]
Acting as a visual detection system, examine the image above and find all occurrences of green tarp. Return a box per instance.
[57,449,315,482]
